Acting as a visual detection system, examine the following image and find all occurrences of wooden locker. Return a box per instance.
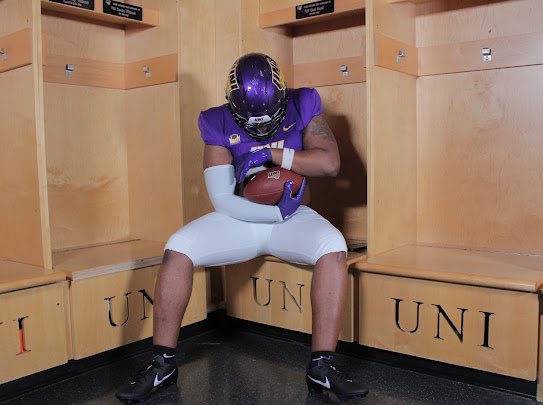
[361,0,543,397]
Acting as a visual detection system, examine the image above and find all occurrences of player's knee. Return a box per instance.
[312,229,348,265]
[315,250,347,269]
[162,249,194,269]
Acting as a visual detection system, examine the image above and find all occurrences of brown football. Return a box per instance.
[242,167,304,205]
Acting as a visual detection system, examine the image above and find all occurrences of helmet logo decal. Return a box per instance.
[266,57,286,91]
[225,62,239,98]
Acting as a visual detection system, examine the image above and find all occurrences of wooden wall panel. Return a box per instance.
[125,0,178,63]
[0,66,46,266]
[373,0,416,45]
[309,84,367,241]
[41,9,129,251]
[293,24,365,64]
[293,56,365,88]
[374,33,418,76]
[369,67,417,255]
[0,0,33,36]
[41,14,125,62]
[43,54,125,88]
[418,31,543,77]
[243,0,293,82]
[124,54,177,89]
[270,6,367,241]
[44,84,130,250]
[0,0,50,268]
[416,0,543,48]
[126,83,183,242]
[367,0,417,256]
[293,23,365,87]
[0,29,33,74]
[179,0,227,223]
[214,0,243,105]
[417,66,543,254]
[260,0,315,14]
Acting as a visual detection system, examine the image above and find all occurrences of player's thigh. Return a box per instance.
[165,212,260,267]
[267,206,347,266]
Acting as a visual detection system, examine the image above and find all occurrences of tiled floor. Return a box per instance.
[2,327,537,405]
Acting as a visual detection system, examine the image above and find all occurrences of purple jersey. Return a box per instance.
[198,88,322,171]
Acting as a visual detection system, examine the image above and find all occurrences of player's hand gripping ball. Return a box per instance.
[236,149,273,183]
[242,167,305,205]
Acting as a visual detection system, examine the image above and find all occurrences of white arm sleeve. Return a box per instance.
[204,164,283,223]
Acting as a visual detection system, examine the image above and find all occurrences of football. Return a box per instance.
[242,167,304,205]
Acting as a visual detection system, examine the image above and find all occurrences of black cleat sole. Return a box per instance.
[116,374,178,403]
[306,379,369,402]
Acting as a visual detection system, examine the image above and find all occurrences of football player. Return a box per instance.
[116,53,368,402]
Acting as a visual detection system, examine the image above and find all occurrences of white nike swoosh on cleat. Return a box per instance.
[307,375,330,389]
[154,369,176,387]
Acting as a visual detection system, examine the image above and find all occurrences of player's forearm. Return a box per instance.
[205,164,283,223]
[270,148,340,177]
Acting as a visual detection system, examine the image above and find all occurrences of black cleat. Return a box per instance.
[306,355,369,401]
[116,355,178,403]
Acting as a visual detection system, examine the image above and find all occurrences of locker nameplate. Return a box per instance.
[295,0,334,20]
[49,0,94,10]
[103,0,142,21]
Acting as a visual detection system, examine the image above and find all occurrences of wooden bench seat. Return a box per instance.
[0,259,65,294]
[52,239,164,281]
[356,244,543,292]
[262,250,367,266]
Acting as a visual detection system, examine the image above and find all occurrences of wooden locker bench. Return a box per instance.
[355,245,543,383]
[0,262,69,384]
[53,240,207,360]
[225,250,367,342]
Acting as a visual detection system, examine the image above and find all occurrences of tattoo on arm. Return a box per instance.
[305,115,336,143]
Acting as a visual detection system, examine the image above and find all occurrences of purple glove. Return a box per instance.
[278,177,307,220]
[236,149,272,183]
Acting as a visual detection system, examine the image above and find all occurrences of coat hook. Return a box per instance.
[65,63,74,78]
[482,48,492,62]
[0,48,7,61]
[396,49,407,64]
[340,64,349,77]
[143,65,152,78]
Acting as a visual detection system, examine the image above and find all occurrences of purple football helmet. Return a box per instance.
[225,53,288,140]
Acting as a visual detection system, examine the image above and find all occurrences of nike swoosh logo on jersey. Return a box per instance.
[307,375,330,389]
[154,369,176,387]
[162,353,175,358]
[283,122,296,131]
